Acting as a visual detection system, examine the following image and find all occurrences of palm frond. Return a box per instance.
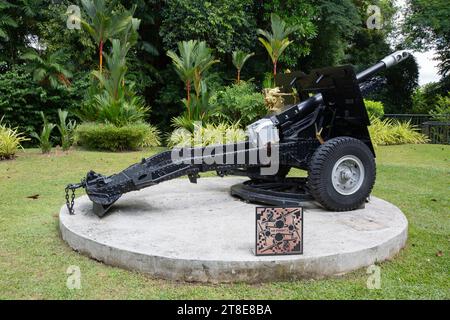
[0,28,7,39]
[0,14,18,28]
[32,68,47,82]
[232,50,254,70]
[20,51,44,64]
[257,14,298,67]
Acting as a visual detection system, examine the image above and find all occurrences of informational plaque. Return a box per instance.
[255,207,303,256]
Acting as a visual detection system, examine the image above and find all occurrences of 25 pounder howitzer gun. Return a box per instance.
[65,51,411,217]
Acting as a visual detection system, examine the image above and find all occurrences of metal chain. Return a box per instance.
[65,181,85,215]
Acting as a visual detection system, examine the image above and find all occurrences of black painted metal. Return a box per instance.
[66,53,408,217]
[230,178,313,207]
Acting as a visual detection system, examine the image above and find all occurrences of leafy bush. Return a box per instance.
[0,117,29,160]
[80,90,149,126]
[30,112,56,153]
[75,122,160,151]
[160,0,257,57]
[210,82,266,127]
[0,66,89,136]
[141,125,162,148]
[20,49,73,89]
[75,40,149,126]
[167,122,246,148]
[369,117,429,146]
[429,92,450,121]
[171,93,212,132]
[364,99,384,118]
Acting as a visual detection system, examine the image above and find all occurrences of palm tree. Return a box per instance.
[21,50,73,89]
[167,40,219,117]
[232,50,254,84]
[92,39,127,100]
[257,13,299,77]
[167,40,197,113]
[192,41,219,98]
[79,0,134,72]
[118,16,141,60]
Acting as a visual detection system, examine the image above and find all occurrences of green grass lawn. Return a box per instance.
[0,144,449,299]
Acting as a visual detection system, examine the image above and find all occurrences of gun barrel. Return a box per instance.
[356,50,410,81]
[270,51,410,126]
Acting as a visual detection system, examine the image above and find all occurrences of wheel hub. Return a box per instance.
[332,155,365,195]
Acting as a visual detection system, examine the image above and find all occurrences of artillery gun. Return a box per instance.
[65,51,410,217]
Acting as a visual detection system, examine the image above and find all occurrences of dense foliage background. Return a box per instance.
[0,0,448,137]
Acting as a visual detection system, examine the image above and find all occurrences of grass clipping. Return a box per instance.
[369,117,429,146]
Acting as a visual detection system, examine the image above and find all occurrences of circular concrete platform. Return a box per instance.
[59,177,408,283]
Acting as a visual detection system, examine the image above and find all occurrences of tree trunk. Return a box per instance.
[237,69,241,84]
[273,61,277,77]
[186,80,191,119]
[99,40,103,73]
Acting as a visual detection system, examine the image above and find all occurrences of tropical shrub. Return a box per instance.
[369,117,429,146]
[20,49,73,89]
[429,92,450,121]
[56,109,77,151]
[167,122,246,148]
[75,40,149,126]
[210,82,266,127]
[364,99,384,118]
[171,92,212,132]
[140,125,162,148]
[160,0,257,57]
[0,66,89,135]
[30,112,56,153]
[75,122,160,151]
[78,90,149,126]
[79,0,139,71]
[0,117,29,160]
[167,40,219,129]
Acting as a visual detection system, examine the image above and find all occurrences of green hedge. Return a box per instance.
[75,122,160,151]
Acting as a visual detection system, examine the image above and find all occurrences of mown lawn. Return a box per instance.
[0,144,448,299]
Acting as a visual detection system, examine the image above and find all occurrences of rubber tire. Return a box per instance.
[307,137,376,211]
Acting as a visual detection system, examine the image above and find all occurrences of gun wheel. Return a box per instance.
[307,137,376,211]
